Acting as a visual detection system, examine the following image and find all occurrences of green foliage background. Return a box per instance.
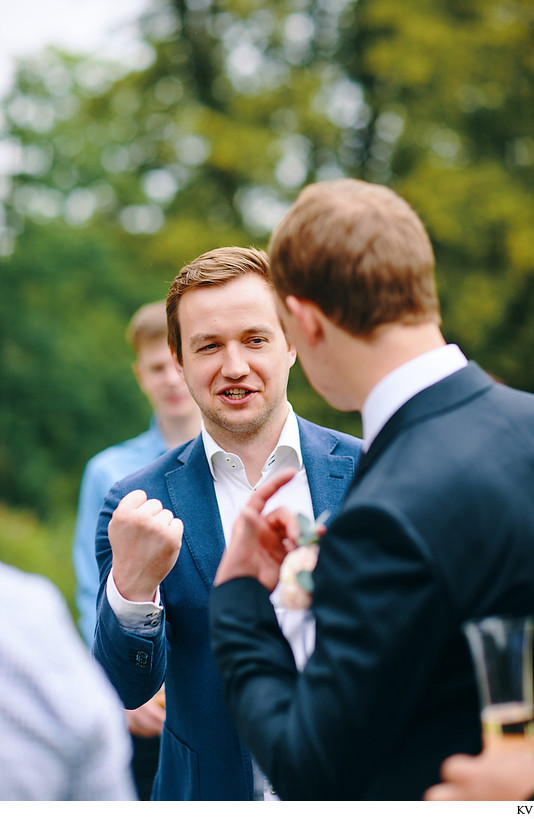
[1,0,533,616]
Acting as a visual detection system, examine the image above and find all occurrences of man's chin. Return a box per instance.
[205,408,268,438]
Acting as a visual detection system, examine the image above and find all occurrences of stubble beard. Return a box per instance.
[202,404,274,445]
[200,391,289,448]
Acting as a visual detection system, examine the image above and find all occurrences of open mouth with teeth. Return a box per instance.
[219,387,255,403]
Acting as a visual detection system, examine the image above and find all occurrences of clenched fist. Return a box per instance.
[108,489,183,603]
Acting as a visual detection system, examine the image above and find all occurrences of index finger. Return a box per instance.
[248,468,297,513]
[115,489,149,511]
[440,754,476,782]
[424,783,459,801]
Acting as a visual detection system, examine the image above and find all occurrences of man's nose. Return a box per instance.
[221,345,250,380]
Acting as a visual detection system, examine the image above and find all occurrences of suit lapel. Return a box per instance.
[357,362,494,479]
[163,421,361,589]
[165,437,225,592]
[298,417,360,518]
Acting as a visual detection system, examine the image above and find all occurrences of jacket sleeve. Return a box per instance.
[92,481,166,709]
[210,502,451,800]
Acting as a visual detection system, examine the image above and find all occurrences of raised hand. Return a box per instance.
[214,468,299,590]
[108,489,183,602]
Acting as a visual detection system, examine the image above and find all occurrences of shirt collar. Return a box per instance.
[361,344,468,451]
[201,403,302,480]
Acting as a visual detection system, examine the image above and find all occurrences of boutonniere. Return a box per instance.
[279,511,329,610]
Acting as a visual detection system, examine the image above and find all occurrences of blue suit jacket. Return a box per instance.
[211,364,534,800]
[93,416,361,800]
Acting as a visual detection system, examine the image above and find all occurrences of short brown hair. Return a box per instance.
[126,300,168,353]
[166,246,271,362]
[269,178,441,337]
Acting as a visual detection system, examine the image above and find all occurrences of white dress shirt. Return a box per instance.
[361,344,468,451]
[202,407,317,669]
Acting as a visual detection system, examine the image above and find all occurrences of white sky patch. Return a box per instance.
[0,0,149,98]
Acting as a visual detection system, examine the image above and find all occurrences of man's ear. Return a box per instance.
[171,347,184,376]
[285,295,325,347]
[287,342,297,368]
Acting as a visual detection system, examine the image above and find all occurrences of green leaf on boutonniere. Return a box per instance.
[296,570,314,593]
[296,510,330,546]
[296,514,317,546]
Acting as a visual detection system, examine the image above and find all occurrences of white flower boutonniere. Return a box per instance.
[279,511,329,610]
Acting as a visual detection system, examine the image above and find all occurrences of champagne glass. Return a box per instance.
[463,615,534,751]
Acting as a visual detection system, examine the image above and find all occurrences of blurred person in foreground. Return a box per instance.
[92,246,362,800]
[208,178,534,800]
[72,300,200,799]
[0,561,134,800]
[424,750,534,801]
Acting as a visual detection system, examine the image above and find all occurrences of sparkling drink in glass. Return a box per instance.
[463,615,534,752]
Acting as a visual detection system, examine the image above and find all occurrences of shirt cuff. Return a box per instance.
[106,571,163,634]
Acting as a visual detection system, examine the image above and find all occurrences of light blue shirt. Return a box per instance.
[72,417,168,645]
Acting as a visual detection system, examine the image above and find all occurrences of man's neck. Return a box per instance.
[205,405,290,487]
[337,322,447,411]
[158,412,201,449]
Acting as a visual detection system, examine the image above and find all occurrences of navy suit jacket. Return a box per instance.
[211,363,534,800]
[93,416,361,800]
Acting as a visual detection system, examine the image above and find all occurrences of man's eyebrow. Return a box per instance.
[189,326,276,349]
[189,333,218,349]
[242,325,275,337]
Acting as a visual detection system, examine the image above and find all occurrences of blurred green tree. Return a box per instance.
[1,0,533,529]
[348,0,534,387]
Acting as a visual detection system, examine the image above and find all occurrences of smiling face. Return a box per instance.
[177,274,296,447]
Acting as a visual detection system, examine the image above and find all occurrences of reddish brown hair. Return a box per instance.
[269,178,441,337]
[166,246,271,362]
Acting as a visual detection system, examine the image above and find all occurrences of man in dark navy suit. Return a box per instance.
[92,246,362,800]
[210,179,534,800]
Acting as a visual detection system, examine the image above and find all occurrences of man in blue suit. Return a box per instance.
[209,179,534,800]
[92,246,362,800]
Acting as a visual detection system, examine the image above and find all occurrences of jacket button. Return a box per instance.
[135,650,149,668]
